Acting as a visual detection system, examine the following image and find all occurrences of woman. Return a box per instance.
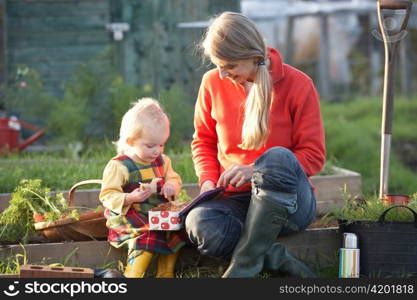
[185,12,325,278]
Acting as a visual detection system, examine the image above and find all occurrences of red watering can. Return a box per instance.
[0,117,45,154]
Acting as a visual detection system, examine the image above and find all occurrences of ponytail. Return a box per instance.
[239,61,272,150]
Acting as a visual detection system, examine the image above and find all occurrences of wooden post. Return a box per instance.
[318,14,331,100]
[0,0,7,86]
[369,13,382,96]
[284,15,295,65]
[399,34,412,99]
[121,1,137,86]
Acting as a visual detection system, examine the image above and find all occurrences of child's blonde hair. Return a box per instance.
[115,98,169,155]
[201,12,272,150]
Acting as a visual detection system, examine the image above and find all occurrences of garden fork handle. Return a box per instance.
[379,0,412,10]
[377,0,412,200]
[377,0,413,133]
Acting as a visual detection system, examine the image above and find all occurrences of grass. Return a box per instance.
[323,191,417,224]
[0,244,27,275]
[321,96,417,196]
[2,96,416,196]
[0,142,198,193]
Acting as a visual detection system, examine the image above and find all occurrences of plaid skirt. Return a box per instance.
[104,206,189,260]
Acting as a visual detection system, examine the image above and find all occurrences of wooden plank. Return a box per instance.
[9,44,108,62]
[0,273,19,278]
[7,16,109,30]
[0,240,125,268]
[9,31,110,47]
[312,172,362,216]
[7,1,109,17]
[20,62,85,78]
[0,228,339,269]
[278,228,340,265]
[0,174,361,216]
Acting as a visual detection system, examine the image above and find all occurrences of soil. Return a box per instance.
[307,217,339,229]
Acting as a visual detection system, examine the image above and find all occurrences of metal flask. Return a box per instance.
[339,233,360,278]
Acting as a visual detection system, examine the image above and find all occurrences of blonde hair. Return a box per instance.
[201,12,272,150]
[115,98,169,155]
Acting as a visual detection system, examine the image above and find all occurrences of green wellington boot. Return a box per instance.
[222,193,290,278]
[222,191,316,278]
[264,243,317,278]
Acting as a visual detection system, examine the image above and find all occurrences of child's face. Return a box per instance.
[129,122,169,163]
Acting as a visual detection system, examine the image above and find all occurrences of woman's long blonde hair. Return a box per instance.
[201,12,272,150]
[115,98,169,155]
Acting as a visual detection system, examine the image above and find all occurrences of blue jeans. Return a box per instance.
[185,147,316,260]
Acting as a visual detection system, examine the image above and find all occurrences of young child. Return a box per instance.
[99,98,188,278]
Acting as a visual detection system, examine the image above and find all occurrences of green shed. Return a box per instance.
[0,0,239,98]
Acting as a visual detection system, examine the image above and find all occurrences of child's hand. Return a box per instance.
[125,187,153,205]
[161,183,176,201]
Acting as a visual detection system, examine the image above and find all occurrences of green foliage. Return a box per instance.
[2,48,194,149]
[0,154,107,193]
[177,189,192,203]
[47,47,152,144]
[324,192,417,223]
[321,97,417,196]
[0,179,78,243]
[159,84,194,151]
[167,151,198,184]
[0,142,198,193]
[0,248,27,275]
[0,66,55,128]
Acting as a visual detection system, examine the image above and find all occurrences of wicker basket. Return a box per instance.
[34,180,108,242]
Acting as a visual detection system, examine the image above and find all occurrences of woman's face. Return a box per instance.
[212,57,257,84]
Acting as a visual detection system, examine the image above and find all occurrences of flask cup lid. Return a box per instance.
[343,232,358,248]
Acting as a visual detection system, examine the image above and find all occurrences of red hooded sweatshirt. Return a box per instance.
[192,48,326,193]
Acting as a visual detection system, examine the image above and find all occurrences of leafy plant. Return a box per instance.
[0,66,56,129]
[323,192,417,224]
[159,84,194,151]
[0,245,27,275]
[0,179,79,243]
[47,47,152,145]
[177,189,192,203]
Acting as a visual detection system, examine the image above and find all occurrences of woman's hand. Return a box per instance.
[217,164,254,188]
[200,180,216,195]
[125,187,153,206]
[161,183,176,200]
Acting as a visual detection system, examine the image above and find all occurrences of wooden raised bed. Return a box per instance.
[0,227,340,270]
[0,166,362,215]
[0,167,359,272]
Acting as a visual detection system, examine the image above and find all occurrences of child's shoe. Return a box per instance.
[124,251,153,278]
[155,251,180,278]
